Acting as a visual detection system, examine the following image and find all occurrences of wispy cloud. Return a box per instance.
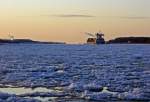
[50,15,150,19]
[18,14,150,20]
[118,16,150,19]
[42,14,95,18]
[106,16,150,20]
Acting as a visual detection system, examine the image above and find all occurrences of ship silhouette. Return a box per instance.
[85,31,105,44]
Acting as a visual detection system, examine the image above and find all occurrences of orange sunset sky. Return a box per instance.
[0,0,150,43]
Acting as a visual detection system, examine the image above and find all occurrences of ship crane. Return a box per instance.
[85,32,95,37]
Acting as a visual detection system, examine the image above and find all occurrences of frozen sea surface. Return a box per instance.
[0,44,150,102]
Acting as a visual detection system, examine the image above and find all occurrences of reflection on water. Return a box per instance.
[0,86,52,95]
[0,85,64,101]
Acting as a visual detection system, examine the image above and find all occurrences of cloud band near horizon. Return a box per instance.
[41,14,150,19]
[50,14,95,18]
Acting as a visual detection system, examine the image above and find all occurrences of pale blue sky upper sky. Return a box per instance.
[0,0,149,16]
[0,0,150,43]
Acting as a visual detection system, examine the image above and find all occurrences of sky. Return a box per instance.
[0,0,150,43]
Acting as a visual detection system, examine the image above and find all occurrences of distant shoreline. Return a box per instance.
[0,39,66,44]
[107,37,150,44]
[0,37,150,44]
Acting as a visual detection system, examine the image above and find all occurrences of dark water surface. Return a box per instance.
[0,44,149,102]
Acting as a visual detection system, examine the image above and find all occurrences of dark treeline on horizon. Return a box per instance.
[0,37,150,44]
[107,37,150,44]
[0,39,65,44]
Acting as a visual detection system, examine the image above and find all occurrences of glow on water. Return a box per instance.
[0,85,64,101]
[0,86,56,95]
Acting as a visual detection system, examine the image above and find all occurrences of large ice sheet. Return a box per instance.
[0,44,149,101]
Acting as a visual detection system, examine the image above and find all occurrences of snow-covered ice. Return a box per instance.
[0,44,149,102]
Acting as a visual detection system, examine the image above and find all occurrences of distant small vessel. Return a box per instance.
[8,34,14,41]
[85,31,105,44]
